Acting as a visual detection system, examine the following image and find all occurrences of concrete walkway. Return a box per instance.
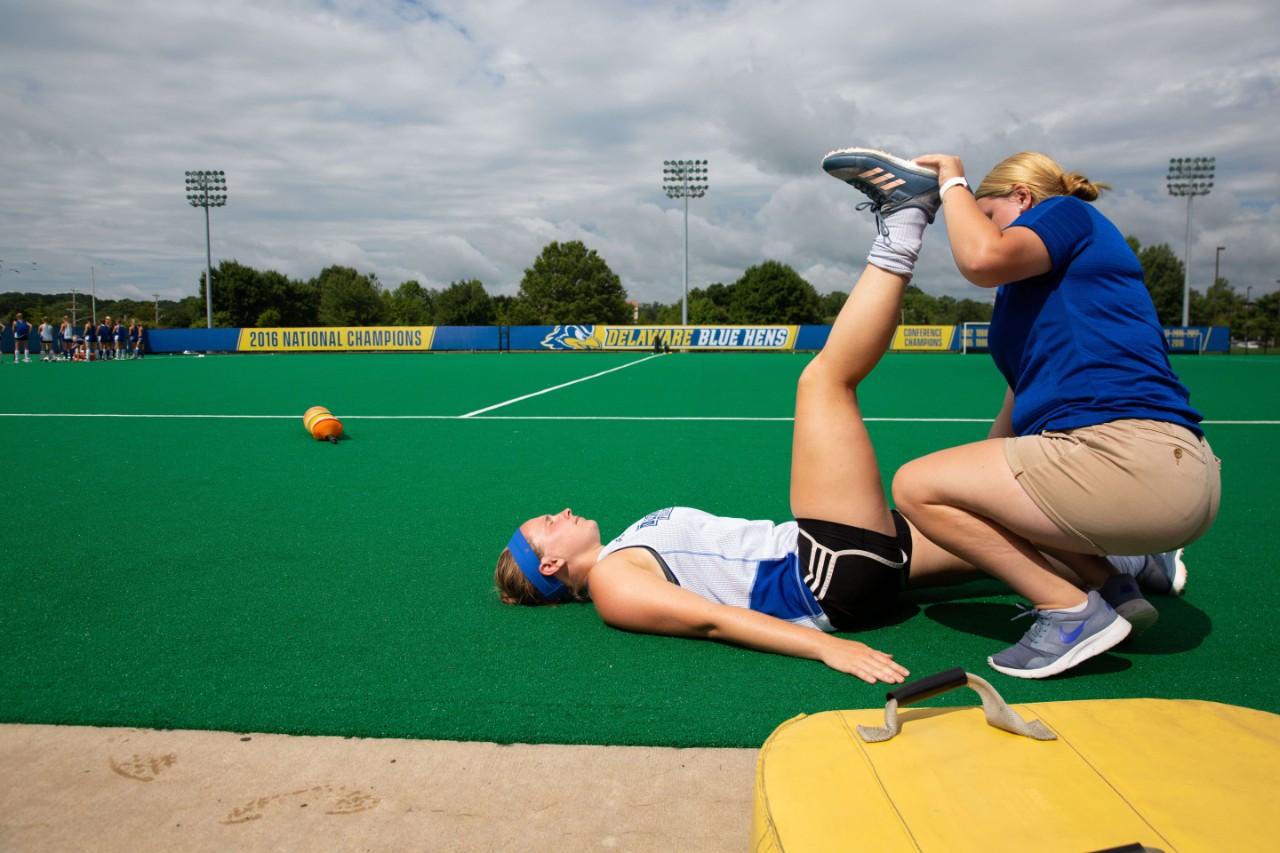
[0,724,758,852]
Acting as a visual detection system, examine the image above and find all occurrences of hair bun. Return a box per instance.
[1063,171,1108,201]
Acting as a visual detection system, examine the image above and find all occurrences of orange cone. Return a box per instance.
[304,405,344,444]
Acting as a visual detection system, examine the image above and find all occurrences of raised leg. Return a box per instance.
[790,264,907,536]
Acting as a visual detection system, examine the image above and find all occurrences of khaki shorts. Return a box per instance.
[1004,419,1221,556]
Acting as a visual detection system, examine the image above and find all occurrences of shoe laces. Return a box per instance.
[855,200,891,239]
[1009,603,1052,639]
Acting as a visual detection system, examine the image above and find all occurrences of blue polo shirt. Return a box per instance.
[988,196,1203,437]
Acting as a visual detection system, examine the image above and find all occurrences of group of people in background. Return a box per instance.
[1,313,147,363]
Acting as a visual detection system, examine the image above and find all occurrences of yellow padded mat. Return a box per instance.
[753,696,1280,852]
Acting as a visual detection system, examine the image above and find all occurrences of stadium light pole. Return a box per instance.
[1166,157,1214,327]
[1211,246,1225,325]
[1245,286,1252,353]
[185,170,228,328]
[662,159,709,326]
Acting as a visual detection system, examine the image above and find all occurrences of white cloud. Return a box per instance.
[1,0,1277,307]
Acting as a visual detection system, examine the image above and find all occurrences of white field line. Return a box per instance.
[458,353,665,418]
[0,413,297,419]
[0,413,1275,425]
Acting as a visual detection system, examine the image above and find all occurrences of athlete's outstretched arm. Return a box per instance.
[589,553,908,684]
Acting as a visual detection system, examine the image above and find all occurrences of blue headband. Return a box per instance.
[507,529,569,602]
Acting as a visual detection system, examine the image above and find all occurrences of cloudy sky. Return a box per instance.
[2,0,1277,311]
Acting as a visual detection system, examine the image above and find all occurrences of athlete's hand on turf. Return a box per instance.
[913,154,965,187]
[821,638,909,684]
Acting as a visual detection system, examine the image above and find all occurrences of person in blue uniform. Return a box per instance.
[11,313,33,362]
[97,318,112,360]
[892,151,1220,679]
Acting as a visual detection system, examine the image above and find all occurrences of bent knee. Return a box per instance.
[797,351,864,397]
[798,352,835,388]
[891,460,930,513]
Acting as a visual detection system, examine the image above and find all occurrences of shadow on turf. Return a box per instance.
[865,580,1010,630]
[1109,596,1213,656]
[923,597,1212,655]
[857,579,1211,672]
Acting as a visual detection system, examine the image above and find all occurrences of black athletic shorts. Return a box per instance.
[795,510,912,631]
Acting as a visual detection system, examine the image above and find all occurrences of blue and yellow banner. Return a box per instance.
[892,325,957,352]
[1162,326,1229,353]
[237,327,436,352]
[1164,326,1206,353]
[534,324,799,351]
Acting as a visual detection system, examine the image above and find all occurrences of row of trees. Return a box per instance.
[0,291,163,331]
[3,238,1276,345]
[0,241,992,331]
[1126,238,1276,338]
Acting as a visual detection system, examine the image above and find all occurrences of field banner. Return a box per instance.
[237,327,436,352]
[523,324,800,351]
[1164,326,1230,354]
[892,325,958,352]
[960,322,990,353]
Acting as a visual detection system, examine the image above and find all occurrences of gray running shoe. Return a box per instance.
[1099,573,1158,637]
[1129,549,1187,596]
[821,147,942,223]
[988,591,1131,679]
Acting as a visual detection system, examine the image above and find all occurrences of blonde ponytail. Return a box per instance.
[1061,170,1109,201]
[976,151,1111,204]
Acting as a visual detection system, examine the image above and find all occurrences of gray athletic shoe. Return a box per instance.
[821,147,942,223]
[1099,573,1158,637]
[1128,549,1187,596]
[988,591,1132,679]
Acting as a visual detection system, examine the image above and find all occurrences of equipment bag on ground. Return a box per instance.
[751,668,1280,852]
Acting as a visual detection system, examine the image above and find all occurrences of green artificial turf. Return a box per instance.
[1,352,1276,747]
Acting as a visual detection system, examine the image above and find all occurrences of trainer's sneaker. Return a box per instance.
[988,591,1131,679]
[1098,573,1157,637]
[821,147,942,223]
[1125,549,1187,596]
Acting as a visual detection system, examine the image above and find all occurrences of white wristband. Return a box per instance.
[940,176,970,199]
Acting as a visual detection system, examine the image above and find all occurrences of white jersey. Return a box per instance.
[597,507,835,632]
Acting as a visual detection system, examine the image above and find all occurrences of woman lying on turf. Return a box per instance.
[495,150,1177,685]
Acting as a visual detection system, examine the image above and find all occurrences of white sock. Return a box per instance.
[1053,598,1090,614]
[867,207,929,276]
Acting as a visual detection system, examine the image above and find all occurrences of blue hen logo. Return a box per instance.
[540,325,601,350]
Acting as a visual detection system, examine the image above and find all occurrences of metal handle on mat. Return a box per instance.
[857,667,1057,743]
